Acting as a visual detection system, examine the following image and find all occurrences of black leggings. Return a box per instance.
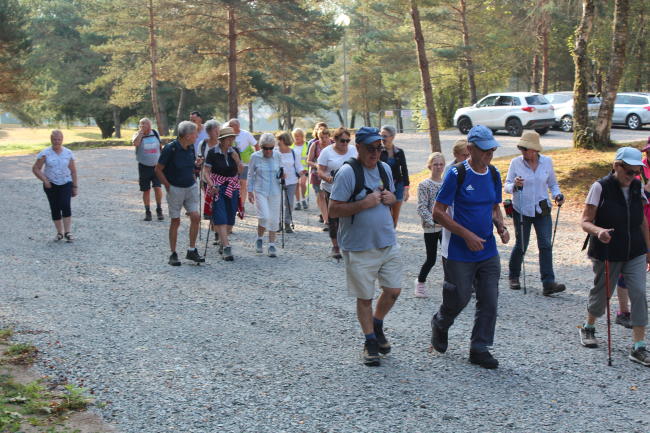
[324,191,339,240]
[43,182,73,221]
[418,231,442,283]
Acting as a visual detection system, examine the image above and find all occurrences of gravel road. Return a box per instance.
[1,135,650,432]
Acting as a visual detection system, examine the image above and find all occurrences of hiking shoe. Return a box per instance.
[579,326,598,348]
[319,214,324,223]
[144,210,152,221]
[430,319,448,354]
[156,208,164,221]
[268,245,277,257]
[254,239,263,254]
[213,232,220,245]
[222,246,234,261]
[186,249,205,263]
[374,322,390,354]
[616,312,632,329]
[302,200,308,209]
[285,225,293,233]
[508,276,520,290]
[218,243,223,255]
[294,202,302,211]
[168,252,181,266]
[331,246,342,259]
[414,279,426,298]
[629,346,650,366]
[363,339,381,366]
[323,222,329,231]
[203,213,210,220]
[469,350,499,369]
[543,282,566,296]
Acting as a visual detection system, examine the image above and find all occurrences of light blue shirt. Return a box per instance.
[246,149,284,197]
[504,154,561,217]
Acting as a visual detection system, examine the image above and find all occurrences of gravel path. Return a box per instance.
[1,142,650,432]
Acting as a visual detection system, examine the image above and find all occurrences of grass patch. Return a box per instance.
[2,343,39,365]
[0,329,12,341]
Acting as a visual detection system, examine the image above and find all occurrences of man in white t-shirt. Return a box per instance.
[229,118,259,195]
[190,111,209,157]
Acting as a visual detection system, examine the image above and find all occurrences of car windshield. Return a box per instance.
[525,95,550,105]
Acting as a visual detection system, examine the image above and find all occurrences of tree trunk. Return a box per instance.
[594,0,630,147]
[542,20,550,94]
[410,0,441,153]
[532,29,540,94]
[248,101,254,132]
[572,0,596,149]
[397,97,403,133]
[596,68,602,94]
[457,67,464,108]
[634,7,645,92]
[112,105,121,139]
[174,87,188,135]
[336,110,344,126]
[95,117,114,139]
[228,7,238,119]
[158,94,169,136]
[458,0,477,105]
[148,0,164,135]
[350,111,356,129]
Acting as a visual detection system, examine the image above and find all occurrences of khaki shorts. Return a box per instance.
[342,244,403,299]
[167,184,199,219]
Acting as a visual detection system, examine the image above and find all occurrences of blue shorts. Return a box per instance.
[212,184,239,226]
[618,274,627,289]
[394,181,405,201]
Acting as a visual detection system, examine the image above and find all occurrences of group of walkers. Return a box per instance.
[31,117,650,369]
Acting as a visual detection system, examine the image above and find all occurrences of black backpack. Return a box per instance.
[333,157,391,223]
[454,161,498,194]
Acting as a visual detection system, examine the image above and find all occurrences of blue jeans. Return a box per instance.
[508,211,555,284]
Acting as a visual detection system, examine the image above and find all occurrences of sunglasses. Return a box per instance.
[262,146,274,151]
[617,163,641,176]
[380,135,391,139]
[517,146,528,151]
[339,139,351,144]
[478,147,497,153]
[363,144,382,154]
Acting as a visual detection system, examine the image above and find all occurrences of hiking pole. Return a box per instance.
[517,186,526,295]
[306,173,311,226]
[604,229,614,367]
[280,181,285,249]
[203,197,214,259]
[551,194,564,249]
[198,160,204,240]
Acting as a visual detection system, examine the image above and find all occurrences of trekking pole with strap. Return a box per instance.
[306,172,311,226]
[198,162,203,240]
[203,196,214,259]
[604,229,614,367]
[551,194,564,249]
[280,182,285,249]
[517,185,527,295]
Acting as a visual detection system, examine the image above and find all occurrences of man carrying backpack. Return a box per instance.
[329,127,402,367]
[133,118,164,221]
[430,125,510,369]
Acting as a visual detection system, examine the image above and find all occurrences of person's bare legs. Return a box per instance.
[258,225,266,237]
[617,285,630,313]
[633,326,645,343]
[169,218,181,252]
[216,225,229,247]
[54,220,63,235]
[142,189,151,207]
[153,187,163,205]
[391,201,403,228]
[240,179,247,198]
[269,231,277,243]
[299,176,307,200]
[356,298,374,335]
[318,192,328,222]
[374,287,401,321]
[356,287,401,335]
[62,216,71,233]
[188,211,200,248]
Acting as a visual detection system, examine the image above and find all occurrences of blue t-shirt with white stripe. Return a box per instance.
[436,160,502,262]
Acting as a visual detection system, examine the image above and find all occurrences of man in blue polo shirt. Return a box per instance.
[155,121,205,266]
[430,125,510,369]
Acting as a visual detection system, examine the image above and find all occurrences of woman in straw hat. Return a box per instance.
[202,126,244,261]
[504,130,566,296]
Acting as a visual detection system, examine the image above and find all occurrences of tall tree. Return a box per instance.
[0,0,31,104]
[572,0,596,149]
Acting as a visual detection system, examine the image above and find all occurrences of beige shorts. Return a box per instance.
[167,184,199,219]
[342,244,403,299]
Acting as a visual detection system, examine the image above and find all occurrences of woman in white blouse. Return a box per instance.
[276,132,307,233]
[32,129,78,242]
[504,130,566,296]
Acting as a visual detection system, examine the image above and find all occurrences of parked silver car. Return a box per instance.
[544,92,601,132]
[612,93,650,130]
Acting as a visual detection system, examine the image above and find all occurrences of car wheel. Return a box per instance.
[458,117,472,134]
[506,118,522,137]
[560,116,573,132]
[535,127,549,136]
[627,114,642,130]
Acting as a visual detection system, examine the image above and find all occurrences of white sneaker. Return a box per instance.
[414,279,426,298]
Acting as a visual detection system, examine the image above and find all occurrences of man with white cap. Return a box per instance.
[430,125,510,369]
[579,147,650,365]
[504,130,566,296]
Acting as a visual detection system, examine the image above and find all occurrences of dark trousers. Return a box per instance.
[418,232,441,283]
[432,254,501,352]
[43,182,73,221]
[509,211,555,284]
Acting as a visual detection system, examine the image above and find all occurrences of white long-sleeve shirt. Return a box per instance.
[504,154,561,217]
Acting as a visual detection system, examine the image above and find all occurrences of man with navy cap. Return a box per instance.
[430,125,510,369]
[579,147,650,366]
[329,126,402,367]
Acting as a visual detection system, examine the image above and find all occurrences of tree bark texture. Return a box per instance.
[158,94,169,136]
[594,0,630,147]
[174,87,188,135]
[572,0,596,148]
[249,101,254,133]
[458,67,464,108]
[532,25,540,93]
[112,105,121,139]
[410,1,441,153]
[228,7,238,120]
[634,7,645,92]
[148,0,164,136]
[458,0,477,105]
[542,20,550,94]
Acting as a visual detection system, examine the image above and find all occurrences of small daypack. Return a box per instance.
[333,157,391,224]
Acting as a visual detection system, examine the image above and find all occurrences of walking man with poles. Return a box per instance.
[579,147,650,366]
[430,125,510,369]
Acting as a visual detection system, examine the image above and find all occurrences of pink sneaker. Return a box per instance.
[414,279,426,298]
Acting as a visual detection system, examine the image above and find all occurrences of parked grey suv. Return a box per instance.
[544,92,600,132]
[613,93,650,130]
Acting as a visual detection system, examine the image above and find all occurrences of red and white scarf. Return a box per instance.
[204,173,240,215]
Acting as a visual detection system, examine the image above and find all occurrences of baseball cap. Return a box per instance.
[355,127,382,145]
[642,136,650,152]
[615,147,644,166]
[466,125,500,150]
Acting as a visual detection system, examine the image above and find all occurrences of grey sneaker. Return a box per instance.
[363,339,381,367]
[222,246,234,261]
[268,245,277,257]
[579,326,598,348]
[294,202,301,211]
[323,222,329,232]
[168,252,181,266]
[254,239,263,254]
[302,200,308,209]
[218,242,223,255]
[629,346,650,366]
[616,312,632,329]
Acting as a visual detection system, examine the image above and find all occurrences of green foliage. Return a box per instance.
[0,0,31,103]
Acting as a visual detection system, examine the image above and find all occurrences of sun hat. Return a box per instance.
[642,136,650,152]
[516,131,543,152]
[355,127,383,146]
[466,125,500,150]
[614,147,644,167]
[218,126,236,140]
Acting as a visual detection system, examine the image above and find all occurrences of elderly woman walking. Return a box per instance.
[307,127,333,231]
[199,119,221,220]
[247,132,286,257]
[504,131,566,296]
[202,127,243,261]
[32,129,78,242]
[379,125,410,228]
[291,128,310,210]
[277,131,307,233]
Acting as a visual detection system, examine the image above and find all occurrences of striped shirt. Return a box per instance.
[247,149,284,197]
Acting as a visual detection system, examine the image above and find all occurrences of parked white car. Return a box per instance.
[453,92,555,137]
[544,91,601,132]
[613,93,650,130]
